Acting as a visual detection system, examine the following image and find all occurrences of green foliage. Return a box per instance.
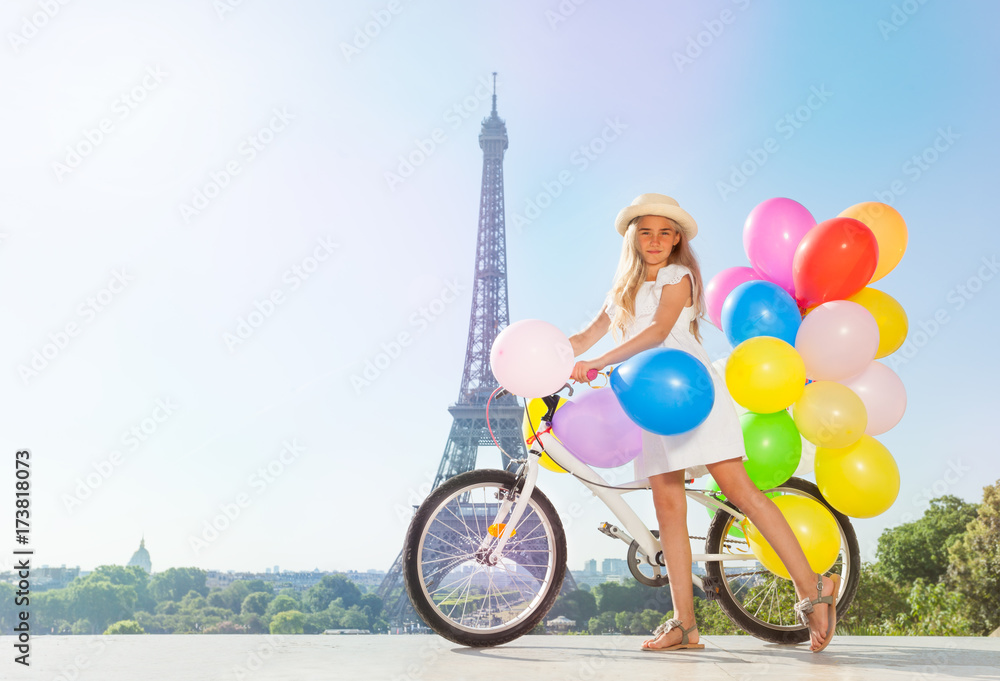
[946,479,1000,635]
[241,591,273,616]
[838,563,909,632]
[266,594,300,618]
[548,589,597,629]
[104,619,145,635]
[270,610,307,634]
[71,619,92,635]
[587,610,617,634]
[877,496,978,583]
[885,580,976,636]
[149,568,208,603]
[202,620,249,634]
[304,574,362,613]
[591,579,672,615]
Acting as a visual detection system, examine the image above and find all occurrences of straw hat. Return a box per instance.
[614,193,698,239]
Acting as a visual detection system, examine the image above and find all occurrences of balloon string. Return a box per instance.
[526,424,552,446]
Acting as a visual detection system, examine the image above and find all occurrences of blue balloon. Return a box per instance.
[720,280,801,347]
[610,349,715,435]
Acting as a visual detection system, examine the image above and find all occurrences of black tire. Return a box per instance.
[402,469,567,647]
[704,477,861,644]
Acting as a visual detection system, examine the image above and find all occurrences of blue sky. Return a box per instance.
[1,1,997,576]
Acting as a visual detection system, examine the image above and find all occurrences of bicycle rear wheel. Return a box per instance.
[402,469,566,647]
[704,477,860,644]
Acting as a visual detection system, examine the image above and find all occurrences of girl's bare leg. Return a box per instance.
[641,469,699,649]
[707,457,837,651]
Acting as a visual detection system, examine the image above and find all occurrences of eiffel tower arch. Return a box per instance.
[378,74,574,630]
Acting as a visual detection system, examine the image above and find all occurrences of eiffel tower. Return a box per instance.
[378,74,573,629]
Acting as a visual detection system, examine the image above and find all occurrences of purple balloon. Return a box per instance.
[705,266,761,329]
[551,387,642,468]
[743,198,816,296]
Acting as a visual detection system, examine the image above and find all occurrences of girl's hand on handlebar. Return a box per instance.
[571,359,605,384]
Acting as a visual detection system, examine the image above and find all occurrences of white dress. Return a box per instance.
[604,264,746,481]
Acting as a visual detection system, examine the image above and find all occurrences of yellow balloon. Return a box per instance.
[725,337,806,414]
[792,381,867,448]
[847,287,908,358]
[522,397,568,473]
[742,495,841,580]
[815,435,899,518]
[838,202,908,283]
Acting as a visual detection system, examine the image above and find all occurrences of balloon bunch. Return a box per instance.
[707,198,909,522]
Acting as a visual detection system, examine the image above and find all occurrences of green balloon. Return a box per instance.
[740,410,802,490]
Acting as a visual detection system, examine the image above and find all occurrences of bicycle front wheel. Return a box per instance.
[704,477,860,644]
[402,469,567,647]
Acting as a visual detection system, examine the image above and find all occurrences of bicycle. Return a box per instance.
[402,380,860,647]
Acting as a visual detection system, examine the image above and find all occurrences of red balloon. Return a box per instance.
[793,218,878,308]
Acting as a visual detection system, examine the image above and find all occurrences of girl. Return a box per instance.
[567,193,839,653]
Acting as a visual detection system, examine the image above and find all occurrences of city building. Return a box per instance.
[127,537,152,574]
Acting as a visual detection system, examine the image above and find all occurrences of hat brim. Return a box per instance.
[615,204,698,240]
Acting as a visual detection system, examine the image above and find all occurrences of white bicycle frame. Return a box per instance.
[481,419,750,592]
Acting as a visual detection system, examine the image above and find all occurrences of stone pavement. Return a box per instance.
[2,634,998,680]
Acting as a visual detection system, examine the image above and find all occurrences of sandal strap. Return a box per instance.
[793,574,834,628]
[651,617,696,645]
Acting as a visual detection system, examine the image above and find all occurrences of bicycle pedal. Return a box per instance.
[598,522,634,545]
[701,575,723,601]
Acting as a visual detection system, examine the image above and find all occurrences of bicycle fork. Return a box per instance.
[474,453,541,565]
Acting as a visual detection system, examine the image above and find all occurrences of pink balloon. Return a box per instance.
[743,198,816,296]
[840,362,906,435]
[551,387,642,467]
[795,301,879,381]
[705,266,761,329]
[490,319,574,398]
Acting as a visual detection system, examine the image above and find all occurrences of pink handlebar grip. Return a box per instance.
[586,368,599,381]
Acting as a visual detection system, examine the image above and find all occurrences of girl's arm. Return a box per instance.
[571,275,692,382]
[568,308,611,356]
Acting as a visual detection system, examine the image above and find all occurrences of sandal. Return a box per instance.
[793,572,840,652]
[641,618,705,652]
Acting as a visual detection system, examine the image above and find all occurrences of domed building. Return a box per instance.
[127,537,152,574]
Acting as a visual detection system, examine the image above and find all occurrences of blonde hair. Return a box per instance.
[608,215,707,343]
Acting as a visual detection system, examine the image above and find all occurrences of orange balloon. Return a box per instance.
[838,202,908,283]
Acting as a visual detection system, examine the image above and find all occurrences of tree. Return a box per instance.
[548,589,597,629]
[837,563,909,633]
[89,566,156,612]
[887,580,975,636]
[104,619,145,635]
[149,568,208,603]
[341,606,368,629]
[203,620,249,634]
[304,575,362,612]
[946,480,1000,635]
[270,610,307,634]
[69,580,137,633]
[587,611,617,634]
[266,594,300,618]
[241,592,273,616]
[877,496,978,583]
